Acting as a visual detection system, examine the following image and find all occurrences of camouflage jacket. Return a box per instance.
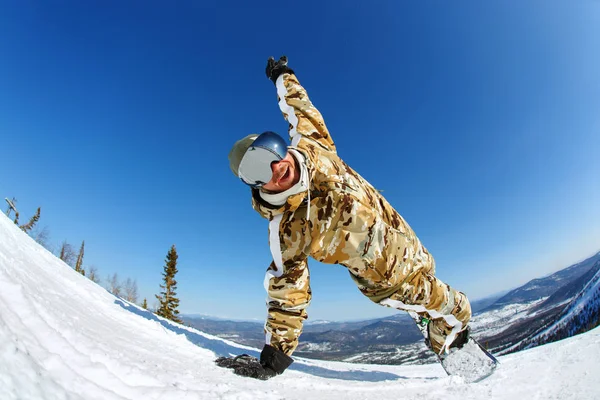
[252,73,436,356]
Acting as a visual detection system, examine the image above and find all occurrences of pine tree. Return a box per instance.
[141,298,148,310]
[75,241,85,275]
[155,245,182,323]
[19,207,40,233]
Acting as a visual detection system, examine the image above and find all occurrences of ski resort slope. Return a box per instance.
[1,214,599,400]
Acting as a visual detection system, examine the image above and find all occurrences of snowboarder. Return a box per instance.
[217,56,477,380]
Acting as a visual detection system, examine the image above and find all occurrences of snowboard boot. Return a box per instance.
[448,326,470,350]
[412,313,469,354]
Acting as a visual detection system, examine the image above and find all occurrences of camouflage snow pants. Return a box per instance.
[378,266,472,355]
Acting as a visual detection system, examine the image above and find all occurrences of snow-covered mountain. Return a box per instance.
[486,252,600,309]
[1,213,600,399]
[520,260,600,351]
[477,253,600,355]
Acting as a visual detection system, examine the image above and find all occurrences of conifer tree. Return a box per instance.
[155,245,182,323]
[141,298,148,310]
[75,241,85,275]
[59,243,67,260]
[19,207,40,233]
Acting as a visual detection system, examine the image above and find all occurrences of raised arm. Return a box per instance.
[266,56,336,152]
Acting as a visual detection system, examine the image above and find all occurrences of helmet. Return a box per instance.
[229,131,288,188]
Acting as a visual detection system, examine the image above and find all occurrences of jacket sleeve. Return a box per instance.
[275,73,336,152]
[263,213,312,356]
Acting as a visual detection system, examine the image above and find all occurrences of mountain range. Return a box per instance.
[182,250,600,364]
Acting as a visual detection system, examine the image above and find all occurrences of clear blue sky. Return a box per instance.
[1,1,599,321]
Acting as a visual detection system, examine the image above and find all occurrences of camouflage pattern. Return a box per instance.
[253,73,471,356]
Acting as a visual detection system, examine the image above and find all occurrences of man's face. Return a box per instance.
[261,152,300,193]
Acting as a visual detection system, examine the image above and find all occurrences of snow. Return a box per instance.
[439,339,497,383]
[298,342,334,352]
[532,263,600,342]
[1,213,600,400]
[305,320,333,325]
[468,298,548,337]
[555,265,600,324]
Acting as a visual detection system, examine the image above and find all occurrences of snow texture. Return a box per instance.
[1,213,600,399]
[440,339,497,383]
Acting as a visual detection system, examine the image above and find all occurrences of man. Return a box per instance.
[217,56,472,380]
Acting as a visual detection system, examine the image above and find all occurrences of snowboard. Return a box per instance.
[410,312,498,383]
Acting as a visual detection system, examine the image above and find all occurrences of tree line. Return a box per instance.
[5,196,183,324]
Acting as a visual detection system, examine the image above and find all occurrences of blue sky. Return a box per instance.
[1,1,599,321]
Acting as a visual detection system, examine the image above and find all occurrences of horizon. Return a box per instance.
[1,1,599,321]
[180,247,600,322]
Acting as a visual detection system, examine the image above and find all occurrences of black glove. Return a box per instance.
[215,354,276,380]
[265,56,294,84]
[214,345,293,380]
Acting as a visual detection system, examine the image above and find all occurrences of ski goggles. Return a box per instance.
[238,131,288,188]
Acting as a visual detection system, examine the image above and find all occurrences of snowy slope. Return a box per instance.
[526,261,600,347]
[550,261,600,330]
[1,213,600,400]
